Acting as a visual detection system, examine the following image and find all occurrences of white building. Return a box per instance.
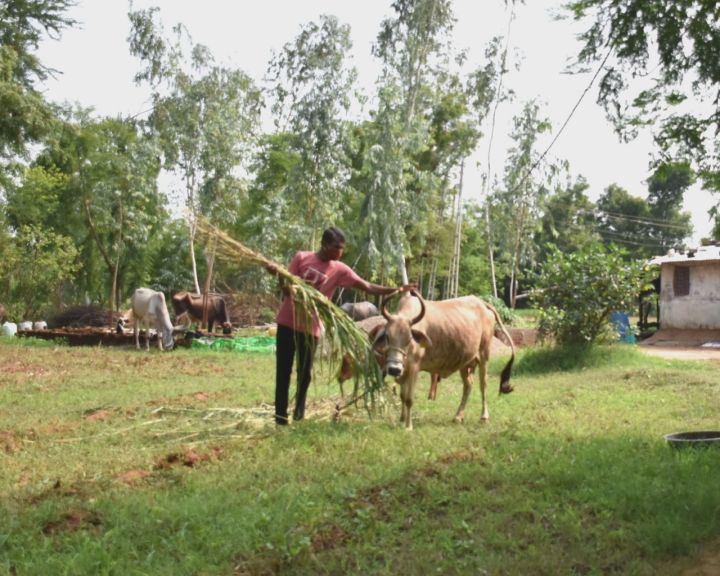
[648,243,720,330]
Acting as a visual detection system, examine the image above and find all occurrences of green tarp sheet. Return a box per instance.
[190,335,275,353]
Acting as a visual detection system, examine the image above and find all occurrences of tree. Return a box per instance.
[595,180,692,260]
[532,243,647,345]
[0,225,79,320]
[22,110,166,309]
[534,176,599,264]
[490,100,552,307]
[0,0,76,161]
[596,184,655,258]
[128,8,262,293]
[365,0,456,284]
[566,0,720,228]
[646,161,694,251]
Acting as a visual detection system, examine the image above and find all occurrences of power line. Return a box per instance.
[594,209,690,230]
[580,208,690,230]
[506,45,614,196]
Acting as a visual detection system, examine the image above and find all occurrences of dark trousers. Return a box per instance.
[275,325,318,424]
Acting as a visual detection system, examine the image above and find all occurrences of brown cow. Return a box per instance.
[374,291,515,429]
[336,316,456,401]
[171,291,232,335]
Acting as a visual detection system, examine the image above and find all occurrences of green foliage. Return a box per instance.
[532,243,647,344]
[0,225,79,319]
[265,15,357,248]
[490,100,553,306]
[128,7,262,292]
[566,0,720,227]
[596,180,692,259]
[0,0,76,158]
[482,293,516,325]
[535,176,599,264]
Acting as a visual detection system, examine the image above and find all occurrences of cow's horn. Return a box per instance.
[381,291,399,321]
[410,290,426,326]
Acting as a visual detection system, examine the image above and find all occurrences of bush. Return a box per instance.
[531,243,648,345]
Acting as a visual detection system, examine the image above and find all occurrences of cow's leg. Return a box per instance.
[428,373,440,400]
[134,321,140,350]
[478,357,489,421]
[454,366,474,423]
[398,373,417,430]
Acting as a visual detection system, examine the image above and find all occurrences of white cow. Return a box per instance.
[130,288,175,351]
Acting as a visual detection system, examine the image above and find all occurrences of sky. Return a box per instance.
[37,0,715,245]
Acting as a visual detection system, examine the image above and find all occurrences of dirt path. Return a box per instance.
[640,347,720,361]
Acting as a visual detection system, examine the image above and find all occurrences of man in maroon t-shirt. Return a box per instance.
[267,227,415,425]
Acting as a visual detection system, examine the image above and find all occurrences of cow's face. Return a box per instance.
[372,318,431,378]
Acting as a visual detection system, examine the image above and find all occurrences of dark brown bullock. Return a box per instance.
[171,291,232,335]
[374,292,515,429]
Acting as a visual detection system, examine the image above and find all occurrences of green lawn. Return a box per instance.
[1,337,719,575]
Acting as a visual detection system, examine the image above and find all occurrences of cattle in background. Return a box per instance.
[0,303,5,324]
[340,301,380,321]
[374,291,515,429]
[171,291,232,335]
[131,288,175,351]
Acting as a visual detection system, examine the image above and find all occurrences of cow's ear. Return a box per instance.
[370,328,387,348]
[411,329,432,348]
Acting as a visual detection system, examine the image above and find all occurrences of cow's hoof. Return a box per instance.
[453,415,465,424]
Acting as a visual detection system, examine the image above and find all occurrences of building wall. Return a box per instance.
[660,262,720,329]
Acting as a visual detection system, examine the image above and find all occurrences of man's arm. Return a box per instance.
[352,278,416,296]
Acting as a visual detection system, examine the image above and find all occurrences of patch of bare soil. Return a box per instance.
[639,329,720,360]
[155,446,223,469]
[680,539,720,576]
[42,509,102,535]
[115,469,151,484]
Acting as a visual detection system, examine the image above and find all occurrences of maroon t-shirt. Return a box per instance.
[276,251,362,337]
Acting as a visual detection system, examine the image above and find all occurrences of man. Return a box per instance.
[267,227,415,425]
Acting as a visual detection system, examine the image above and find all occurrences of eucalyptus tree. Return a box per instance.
[365,0,456,284]
[0,0,75,165]
[128,8,262,292]
[265,15,357,249]
[566,0,720,231]
[491,100,552,308]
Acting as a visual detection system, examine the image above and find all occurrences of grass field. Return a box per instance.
[1,336,719,575]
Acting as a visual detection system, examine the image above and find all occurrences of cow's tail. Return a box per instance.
[486,303,515,394]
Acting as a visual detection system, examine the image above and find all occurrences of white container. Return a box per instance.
[18,321,33,331]
[33,321,47,330]
[1,322,18,337]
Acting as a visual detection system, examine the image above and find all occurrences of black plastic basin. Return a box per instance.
[664,431,720,450]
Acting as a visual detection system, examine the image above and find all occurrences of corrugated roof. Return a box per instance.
[648,244,720,266]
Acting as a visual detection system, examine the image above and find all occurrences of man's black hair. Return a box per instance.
[321,226,346,245]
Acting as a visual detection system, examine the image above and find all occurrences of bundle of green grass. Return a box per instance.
[196,219,390,417]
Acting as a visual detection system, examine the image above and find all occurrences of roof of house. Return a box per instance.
[648,243,720,266]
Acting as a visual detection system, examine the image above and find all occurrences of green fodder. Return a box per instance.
[196,219,390,415]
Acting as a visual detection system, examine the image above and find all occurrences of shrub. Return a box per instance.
[531,243,648,345]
